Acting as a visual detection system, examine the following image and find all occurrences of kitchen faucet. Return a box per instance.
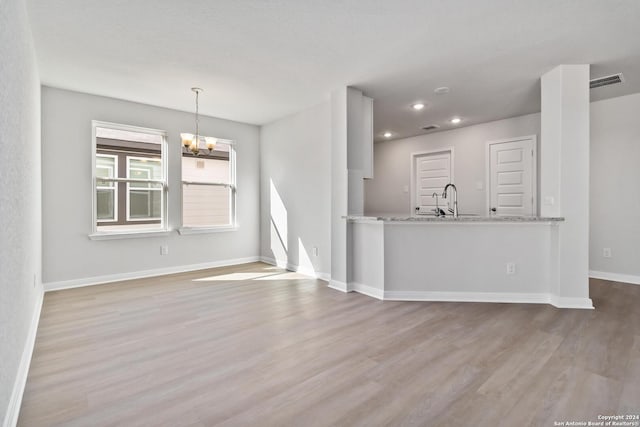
[432,192,444,217]
[442,183,459,218]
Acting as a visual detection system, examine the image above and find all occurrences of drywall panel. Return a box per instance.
[41,87,260,283]
[0,0,43,422]
[383,222,552,295]
[259,100,331,277]
[590,93,640,279]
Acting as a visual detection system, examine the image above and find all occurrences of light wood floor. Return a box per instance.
[18,262,640,426]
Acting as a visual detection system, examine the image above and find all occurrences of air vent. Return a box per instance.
[590,73,624,89]
[421,125,440,131]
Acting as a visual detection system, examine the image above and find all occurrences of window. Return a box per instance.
[96,154,118,221]
[181,139,236,230]
[92,121,168,236]
[127,157,163,221]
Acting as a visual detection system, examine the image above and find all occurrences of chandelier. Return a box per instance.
[180,87,216,155]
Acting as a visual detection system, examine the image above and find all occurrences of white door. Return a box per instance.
[414,150,452,215]
[488,136,536,216]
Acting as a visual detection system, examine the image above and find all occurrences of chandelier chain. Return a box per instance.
[195,90,200,143]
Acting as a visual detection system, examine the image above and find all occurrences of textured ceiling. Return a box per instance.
[27,0,640,139]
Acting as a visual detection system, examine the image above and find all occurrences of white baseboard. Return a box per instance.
[548,295,594,309]
[259,256,330,282]
[43,256,262,292]
[350,282,384,300]
[3,287,44,427]
[382,290,594,309]
[328,280,349,292]
[589,270,640,286]
[383,290,551,305]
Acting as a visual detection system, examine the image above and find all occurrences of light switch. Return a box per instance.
[403,185,409,193]
[544,196,555,206]
[476,181,484,190]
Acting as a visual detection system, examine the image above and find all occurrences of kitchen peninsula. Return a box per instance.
[340,215,593,309]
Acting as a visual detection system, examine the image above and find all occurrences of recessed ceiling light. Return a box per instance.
[434,87,450,95]
[450,117,462,124]
[412,103,425,110]
[383,132,392,138]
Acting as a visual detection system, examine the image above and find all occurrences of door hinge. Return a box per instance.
[531,149,534,156]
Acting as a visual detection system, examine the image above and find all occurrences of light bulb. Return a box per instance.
[189,140,199,155]
[205,137,217,151]
[180,133,194,148]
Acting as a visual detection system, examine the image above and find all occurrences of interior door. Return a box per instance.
[488,137,535,216]
[414,151,451,215]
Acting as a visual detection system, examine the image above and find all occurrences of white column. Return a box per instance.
[541,65,592,308]
[346,87,373,215]
[330,87,374,290]
[330,88,349,290]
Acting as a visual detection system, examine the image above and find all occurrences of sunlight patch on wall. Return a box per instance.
[270,179,288,261]
[298,237,315,276]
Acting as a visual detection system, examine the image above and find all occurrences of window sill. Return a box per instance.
[89,230,173,240]
[178,226,238,235]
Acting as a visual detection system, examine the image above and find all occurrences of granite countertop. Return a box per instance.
[344,214,564,223]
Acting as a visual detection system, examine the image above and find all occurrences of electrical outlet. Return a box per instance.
[313,247,319,257]
[603,248,612,258]
[506,263,516,275]
[160,245,169,256]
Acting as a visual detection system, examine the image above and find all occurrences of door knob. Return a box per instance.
[491,207,497,212]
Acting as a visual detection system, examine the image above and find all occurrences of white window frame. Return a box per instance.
[90,120,170,240]
[178,139,237,234]
[96,153,118,223]
[126,156,163,222]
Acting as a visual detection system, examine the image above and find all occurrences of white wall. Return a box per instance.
[365,113,541,215]
[0,0,43,422]
[590,93,640,280]
[260,100,331,278]
[41,87,260,285]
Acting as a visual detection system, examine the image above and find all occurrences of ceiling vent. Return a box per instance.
[421,124,440,131]
[590,73,624,89]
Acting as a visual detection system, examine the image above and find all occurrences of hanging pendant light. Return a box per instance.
[205,137,217,152]
[180,87,216,156]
